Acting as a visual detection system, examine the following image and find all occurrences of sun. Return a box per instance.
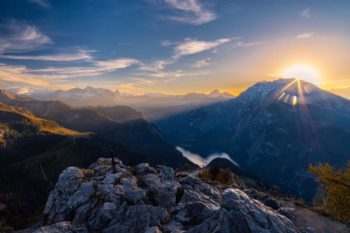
[281,65,321,85]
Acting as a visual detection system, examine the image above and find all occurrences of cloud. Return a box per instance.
[192,58,211,68]
[176,146,239,168]
[163,0,217,25]
[30,58,140,78]
[0,63,52,87]
[94,58,140,70]
[139,37,229,74]
[28,0,50,8]
[296,33,313,39]
[174,38,230,58]
[0,21,52,53]
[233,40,264,48]
[148,69,207,78]
[0,57,140,90]
[160,40,177,47]
[0,50,93,62]
[140,59,174,72]
[301,8,311,18]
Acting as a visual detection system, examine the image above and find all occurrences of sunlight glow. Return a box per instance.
[282,65,321,85]
[292,96,298,106]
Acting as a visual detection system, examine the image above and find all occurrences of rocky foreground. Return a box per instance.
[25,158,349,233]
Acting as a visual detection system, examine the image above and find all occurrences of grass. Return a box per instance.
[199,167,239,186]
[0,103,87,136]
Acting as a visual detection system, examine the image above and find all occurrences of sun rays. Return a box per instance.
[281,65,321,86]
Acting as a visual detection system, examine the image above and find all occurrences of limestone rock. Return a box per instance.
[32,158,349,233]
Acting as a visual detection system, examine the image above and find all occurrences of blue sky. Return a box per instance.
[0,0,350,95]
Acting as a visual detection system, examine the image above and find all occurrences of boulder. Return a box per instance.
[33,157,349,233]
[33,222,85,233]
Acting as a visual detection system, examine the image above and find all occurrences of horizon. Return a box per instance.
[6,77,350,100]
[1,1,350,97]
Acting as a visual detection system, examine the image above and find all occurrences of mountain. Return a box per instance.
[0,90,193,228]
[7,87,234,120]
[22,157,350,233]
[156,79,350,201]
[87,106,144,122]
[0,89,191,167]
[329,87,350,100]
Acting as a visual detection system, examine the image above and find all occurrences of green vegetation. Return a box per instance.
[199,167,239,186]
[0,103,84,137]
[309,163,350,223]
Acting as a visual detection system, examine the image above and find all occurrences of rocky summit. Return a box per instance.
[25,158,349,233]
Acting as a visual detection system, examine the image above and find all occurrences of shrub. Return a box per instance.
[81,169,95,178]
[309,162,350,223]
[199,167,238,186]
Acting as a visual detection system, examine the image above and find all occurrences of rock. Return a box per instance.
[43,167,85,223]
[163,220,184,233]
[33,157,349,233]
[175,201,219,225]
[67,182,95,210]
[125,205,169,232]
[140,173,181,209]
[33,221,86,233]
[135,163,157,176]
[157,165,175,180]
[88,202,117,231]
[220,188,298,233]
[121,176,146,204]
[248,189,280,210]
[145,226,162,233]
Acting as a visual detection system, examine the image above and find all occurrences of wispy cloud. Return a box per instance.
[30,58,140,78]
[140,59,174,72]
[145,69,208,79]
[174,38,231,58]
[301,8,311,18]
[28,0,50,8]
[296,33,313,39]
[162,0,217,25]
[94,58,140,70]
[0,50,93,62]
[233,40,264,48]
[0,63,53,87]
[192,58,211,68]
[0,21,52,53]
[0,57,140,90]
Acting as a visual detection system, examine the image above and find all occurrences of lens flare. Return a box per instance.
[282,65,321,85]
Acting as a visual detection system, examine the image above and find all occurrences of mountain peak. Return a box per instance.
[0,89,17,99]
[235,78,332,107]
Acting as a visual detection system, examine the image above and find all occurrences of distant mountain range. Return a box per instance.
[156,79,350,201]
[7,87,234,120]
[0,90,193,227]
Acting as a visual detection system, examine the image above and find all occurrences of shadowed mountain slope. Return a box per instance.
[156,79,350,201]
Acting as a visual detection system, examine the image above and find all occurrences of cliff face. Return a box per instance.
[28,158,349,233]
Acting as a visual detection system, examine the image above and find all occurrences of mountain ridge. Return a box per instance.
[156,78,350,201]
[6,87,234,120]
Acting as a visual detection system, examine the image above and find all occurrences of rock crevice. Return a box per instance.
[30,158,344,233]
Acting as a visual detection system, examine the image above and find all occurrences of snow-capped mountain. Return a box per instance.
[156,78,350,201]
[6,87,234,120]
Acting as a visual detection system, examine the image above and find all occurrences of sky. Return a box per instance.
[0,0,350,96]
